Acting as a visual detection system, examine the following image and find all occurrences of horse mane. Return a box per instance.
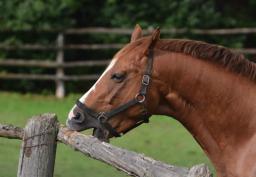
[156,39,256,81]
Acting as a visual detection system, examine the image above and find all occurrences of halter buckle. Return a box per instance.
[142,75,150,85]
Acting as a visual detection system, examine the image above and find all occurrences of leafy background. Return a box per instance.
[0,0,256,93]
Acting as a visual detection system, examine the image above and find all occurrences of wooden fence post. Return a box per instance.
[55,33,65,98]
[17,113,58,177]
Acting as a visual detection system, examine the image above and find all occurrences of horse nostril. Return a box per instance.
[72,112,85,123]
[73,112,81,120]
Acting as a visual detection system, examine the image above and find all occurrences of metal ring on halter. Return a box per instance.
[98,113,108,122]
[142,75,150,85]
[135,93,146,103]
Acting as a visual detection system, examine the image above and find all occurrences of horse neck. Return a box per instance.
[154,51,256,177]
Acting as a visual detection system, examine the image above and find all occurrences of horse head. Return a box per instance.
[66,25,161,141]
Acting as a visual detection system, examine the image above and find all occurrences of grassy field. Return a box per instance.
[0,92,213,177]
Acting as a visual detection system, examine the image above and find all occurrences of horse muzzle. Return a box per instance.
[66,106,116,142]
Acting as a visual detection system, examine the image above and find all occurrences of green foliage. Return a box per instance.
[0,0,256,93]
[0,0,78,29]
[1,0,255,30]
[102,0,221,28]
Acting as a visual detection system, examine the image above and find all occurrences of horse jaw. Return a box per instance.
[92,128,110,143]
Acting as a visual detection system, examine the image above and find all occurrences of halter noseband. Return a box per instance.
[75,45,154,137]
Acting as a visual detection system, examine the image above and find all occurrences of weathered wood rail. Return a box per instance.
[0,113,212,177]
[2,27,256,35]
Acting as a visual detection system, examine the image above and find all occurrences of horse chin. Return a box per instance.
[92,128,110,143]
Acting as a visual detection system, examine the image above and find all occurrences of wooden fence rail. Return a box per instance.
[0,59,109,67]
[0,73,100,81]
[1,27,256,98]
[0,113,211,177]
[2,27,256,35]
[0,43,125,50]
[65,27,256,35]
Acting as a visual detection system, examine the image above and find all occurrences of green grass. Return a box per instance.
[0,92,214,177]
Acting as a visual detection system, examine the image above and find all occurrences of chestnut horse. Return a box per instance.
[66,25,256,177]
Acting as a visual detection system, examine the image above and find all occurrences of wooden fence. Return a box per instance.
[1,27,256,98]
[0,113,212,177]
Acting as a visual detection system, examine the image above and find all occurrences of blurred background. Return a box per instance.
[0,0,256,176]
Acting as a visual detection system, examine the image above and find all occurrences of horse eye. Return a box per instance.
[111,73,126,83]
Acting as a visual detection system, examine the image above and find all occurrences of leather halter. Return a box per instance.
[75,45,154,137]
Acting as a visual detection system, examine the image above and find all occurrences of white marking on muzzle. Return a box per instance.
[67,58,117,120]
[68,105,76,120]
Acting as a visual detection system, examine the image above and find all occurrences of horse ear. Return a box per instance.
[143,27,160,55]
[130,24,143,42]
